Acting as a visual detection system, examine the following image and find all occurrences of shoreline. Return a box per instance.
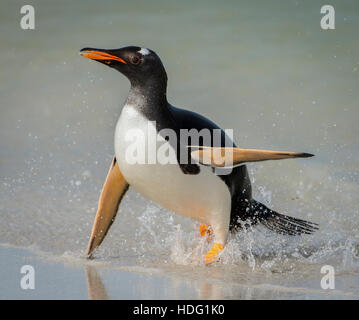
[1,244,358,300]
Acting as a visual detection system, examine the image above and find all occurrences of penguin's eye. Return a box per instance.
[129,55,141,65]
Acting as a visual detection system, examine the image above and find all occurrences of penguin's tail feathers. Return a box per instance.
[234,200,319,236]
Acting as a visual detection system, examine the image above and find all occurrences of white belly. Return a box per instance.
[114,105,231,238]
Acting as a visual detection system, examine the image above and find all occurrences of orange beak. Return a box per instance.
[80,50,127,64]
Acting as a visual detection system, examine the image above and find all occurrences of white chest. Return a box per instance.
[114,104,231,225]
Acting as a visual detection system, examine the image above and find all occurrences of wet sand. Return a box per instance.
[1,246,358,300]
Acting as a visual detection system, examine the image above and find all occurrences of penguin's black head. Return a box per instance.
[80,46,167,87]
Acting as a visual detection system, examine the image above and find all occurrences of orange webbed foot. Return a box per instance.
[199,224,213,241]
[204,242,224,265]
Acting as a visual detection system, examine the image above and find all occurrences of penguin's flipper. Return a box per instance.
[86,156,129,258]
[190,146,313,168]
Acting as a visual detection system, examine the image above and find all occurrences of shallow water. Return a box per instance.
[1,0,359,299]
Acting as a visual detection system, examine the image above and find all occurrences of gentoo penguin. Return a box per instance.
[80,46,318,264]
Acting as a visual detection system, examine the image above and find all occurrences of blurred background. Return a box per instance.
[0,0,358,299]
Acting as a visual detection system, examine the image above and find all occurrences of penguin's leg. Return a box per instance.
[199,224,209,236]
[204,216,229,264]
[199,224,213,240]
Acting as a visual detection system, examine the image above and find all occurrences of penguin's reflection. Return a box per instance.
[84,266,109,300]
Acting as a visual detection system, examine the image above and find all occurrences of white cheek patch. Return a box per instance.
[138,48,150,56]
